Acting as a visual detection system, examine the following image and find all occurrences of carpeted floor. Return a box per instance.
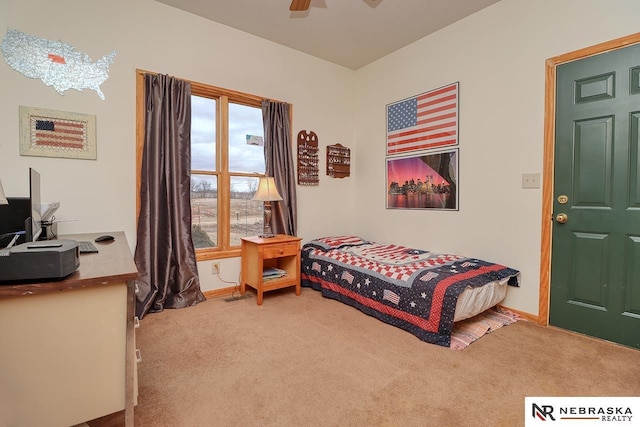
[91,287,640,427]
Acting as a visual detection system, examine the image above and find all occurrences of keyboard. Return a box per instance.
[77,241,99,254]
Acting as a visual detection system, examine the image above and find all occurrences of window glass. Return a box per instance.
[191,174,217,249]
[230,176,263,246]
[191,96,216,172]
[229,103,265,174]
[189,94,266,254]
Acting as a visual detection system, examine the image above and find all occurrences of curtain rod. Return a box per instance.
[136,68,288,105]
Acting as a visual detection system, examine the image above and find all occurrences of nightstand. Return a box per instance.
[240,234,303,305]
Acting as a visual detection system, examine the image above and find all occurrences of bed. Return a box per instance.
[300,236,520,347]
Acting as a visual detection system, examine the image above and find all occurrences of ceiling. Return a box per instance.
[154,0,501,70]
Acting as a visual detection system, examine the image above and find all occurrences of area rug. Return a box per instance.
[450,306,521,350]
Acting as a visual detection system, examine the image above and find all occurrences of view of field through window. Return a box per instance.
[190,95,266,250]
[191,176,265,248]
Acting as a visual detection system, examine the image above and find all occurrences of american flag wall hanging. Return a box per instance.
[386,82,459,156]
[19,106,97,160]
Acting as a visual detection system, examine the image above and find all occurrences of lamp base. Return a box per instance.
[260,202,277,239]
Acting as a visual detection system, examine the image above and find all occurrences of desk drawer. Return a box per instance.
[262,242,299,259]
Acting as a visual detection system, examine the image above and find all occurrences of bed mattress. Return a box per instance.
[300,236,520,347]
[454,277,508,321]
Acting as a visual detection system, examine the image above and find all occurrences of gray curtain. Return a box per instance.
[262,100,297,236]
[135,74,205,319]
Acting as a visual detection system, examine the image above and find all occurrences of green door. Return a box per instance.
[551,43,640,349]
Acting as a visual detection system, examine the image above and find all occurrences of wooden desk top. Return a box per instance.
[0,231,138,297]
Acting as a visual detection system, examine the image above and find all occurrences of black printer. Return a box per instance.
[0,240,79,282]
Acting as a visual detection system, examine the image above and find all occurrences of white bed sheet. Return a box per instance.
[453,276,509,322]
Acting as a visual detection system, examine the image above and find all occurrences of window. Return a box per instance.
[135,72,282,261]
[190,83,268,259]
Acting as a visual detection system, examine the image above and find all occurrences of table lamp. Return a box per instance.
[0,178,7,205]
[252,176,283,238]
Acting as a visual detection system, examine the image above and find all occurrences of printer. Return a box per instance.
[0,240,79,282]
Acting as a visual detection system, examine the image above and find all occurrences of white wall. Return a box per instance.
[0,0,356,291]
[4,0,640,314]
[353,0,640,315]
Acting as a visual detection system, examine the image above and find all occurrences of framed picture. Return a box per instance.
[386,82,459,156]
[19,106,97,160]
[386,148,459,210]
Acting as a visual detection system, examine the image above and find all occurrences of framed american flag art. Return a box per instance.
[19,106,97,160]
[386,82,459,156]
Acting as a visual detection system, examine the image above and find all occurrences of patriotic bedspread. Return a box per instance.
[300,236,520,347]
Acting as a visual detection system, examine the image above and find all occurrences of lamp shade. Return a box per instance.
[0,179,7,205]
[252,176,283,202]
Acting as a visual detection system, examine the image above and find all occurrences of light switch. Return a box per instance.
[522,173,540,189]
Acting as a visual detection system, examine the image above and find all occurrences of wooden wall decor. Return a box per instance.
[297,130,319,186]
[327,143,350,178]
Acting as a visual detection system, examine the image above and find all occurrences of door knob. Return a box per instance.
[555,213,568,224]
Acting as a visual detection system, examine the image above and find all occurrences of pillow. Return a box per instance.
[305,235,370,252]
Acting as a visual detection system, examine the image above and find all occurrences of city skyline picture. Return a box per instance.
[386,148,458,210]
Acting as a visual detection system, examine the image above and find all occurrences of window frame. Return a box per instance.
[136,70,286,261]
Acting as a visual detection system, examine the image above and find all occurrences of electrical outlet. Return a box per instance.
[212,262,219,274]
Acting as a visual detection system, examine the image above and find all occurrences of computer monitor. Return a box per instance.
[28,168,43,242]
[0,168,45,247]
[0,197,29,246]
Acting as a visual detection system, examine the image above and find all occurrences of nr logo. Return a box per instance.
[532,403,556,421]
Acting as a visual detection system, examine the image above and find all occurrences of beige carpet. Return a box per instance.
[97,287,640,427]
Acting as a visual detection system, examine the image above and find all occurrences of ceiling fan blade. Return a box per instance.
[290,0,311,11]
[363,0,382,8]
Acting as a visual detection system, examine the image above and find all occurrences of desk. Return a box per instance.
[0,231,138,427]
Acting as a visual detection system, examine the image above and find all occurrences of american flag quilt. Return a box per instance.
[300,236,520,347]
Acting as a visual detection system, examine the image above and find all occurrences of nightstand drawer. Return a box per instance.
[262,241,299,259]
